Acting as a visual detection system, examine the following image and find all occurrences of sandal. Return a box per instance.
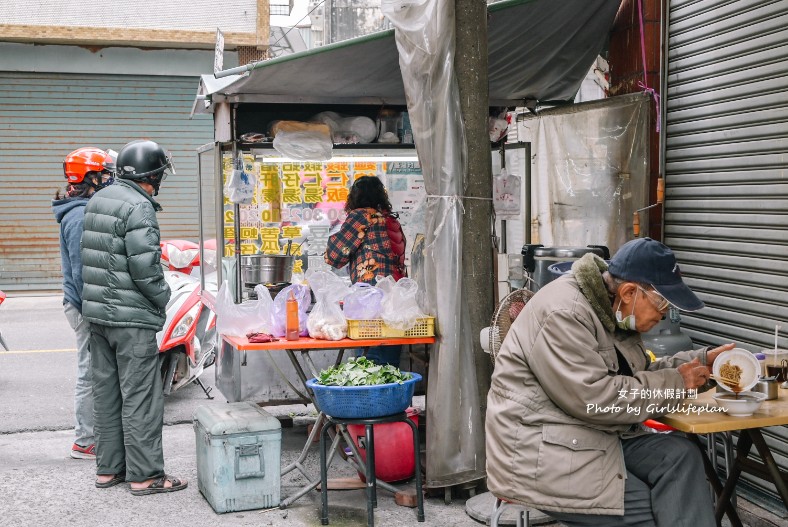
[130,474,188,496]
[95,472,126,488]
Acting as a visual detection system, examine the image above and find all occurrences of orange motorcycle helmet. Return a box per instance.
[63,147,115,184]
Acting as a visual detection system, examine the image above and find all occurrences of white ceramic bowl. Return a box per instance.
[712,391,768,417]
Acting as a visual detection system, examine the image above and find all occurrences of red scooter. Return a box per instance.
[157,240,217,398]
[0,290,8,351]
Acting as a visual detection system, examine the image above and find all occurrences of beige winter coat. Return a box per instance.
[486,268,702,515]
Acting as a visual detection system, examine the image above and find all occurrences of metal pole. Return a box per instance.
[524,141,532,244]
[196,147,206,293]
[500,142,507,253]
[214,142,224,289]
[659,0,669,242]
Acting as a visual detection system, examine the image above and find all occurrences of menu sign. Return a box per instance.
[222,153,426,275]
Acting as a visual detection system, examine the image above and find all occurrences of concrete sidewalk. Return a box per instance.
[3,422,780,527]
[0,419,484,527]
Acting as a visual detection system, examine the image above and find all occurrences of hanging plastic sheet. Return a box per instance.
[382,0,486,488]
[520,93,651,253]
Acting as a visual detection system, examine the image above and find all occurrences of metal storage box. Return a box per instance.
[194,402,281,513]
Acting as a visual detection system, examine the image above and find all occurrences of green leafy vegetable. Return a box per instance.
[317,357,412,386]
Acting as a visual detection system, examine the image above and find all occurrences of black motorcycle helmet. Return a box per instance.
[117,140,175,195]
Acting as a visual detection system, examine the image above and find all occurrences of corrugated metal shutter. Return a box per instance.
[665,0,788,512]
[0,72,213,292]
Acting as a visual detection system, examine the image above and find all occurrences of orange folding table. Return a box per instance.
[219,334,436,508]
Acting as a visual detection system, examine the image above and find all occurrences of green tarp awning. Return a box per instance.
[198,0,621,107]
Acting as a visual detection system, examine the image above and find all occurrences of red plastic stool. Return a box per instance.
[643,419,676,432]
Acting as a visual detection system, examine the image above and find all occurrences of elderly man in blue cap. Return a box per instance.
[486,237,734,527]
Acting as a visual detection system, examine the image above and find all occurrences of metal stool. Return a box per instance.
[490,497,530,527]
[319,412,425,526]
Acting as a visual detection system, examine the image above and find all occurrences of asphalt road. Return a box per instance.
[0,295,228,435]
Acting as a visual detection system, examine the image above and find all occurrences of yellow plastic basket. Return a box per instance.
[346,317,435,340]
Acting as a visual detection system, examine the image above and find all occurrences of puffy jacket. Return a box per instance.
[485,255,703,515]
[80,179,170,330]
[52,197,89,312]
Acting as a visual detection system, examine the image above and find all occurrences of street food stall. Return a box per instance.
[192,0,624,499]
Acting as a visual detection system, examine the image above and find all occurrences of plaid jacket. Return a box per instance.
[325,208,404,284]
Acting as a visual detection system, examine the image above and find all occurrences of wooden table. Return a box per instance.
[220,334,436,508]
[658,390,788,527]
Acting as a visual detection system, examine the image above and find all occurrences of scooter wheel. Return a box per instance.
[162,353,178,396]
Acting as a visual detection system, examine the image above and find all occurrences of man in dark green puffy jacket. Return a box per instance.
[81,139,186,495]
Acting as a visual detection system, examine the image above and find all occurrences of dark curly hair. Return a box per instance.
[54,181,92,200]
[344,176,392,213]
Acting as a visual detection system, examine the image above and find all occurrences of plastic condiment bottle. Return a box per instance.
[755,353,767,377]
[286,291,299,341]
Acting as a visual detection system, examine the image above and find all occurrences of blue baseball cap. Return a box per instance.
[608,238,704,312]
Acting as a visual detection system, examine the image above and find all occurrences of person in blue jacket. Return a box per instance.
[52,147,115,460]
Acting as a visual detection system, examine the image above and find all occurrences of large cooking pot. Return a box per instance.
[240,255,295,285]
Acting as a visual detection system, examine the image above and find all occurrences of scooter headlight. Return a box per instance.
[171,304,200,338]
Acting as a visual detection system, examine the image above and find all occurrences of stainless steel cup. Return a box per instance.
[753,379,779,400]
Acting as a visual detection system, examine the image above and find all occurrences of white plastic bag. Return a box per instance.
[225,155,255,204]
[306,270,350,340]
[312,112,378,144]
[215,281,273,337]
[270,284,311,337]
[343,282,384,319]
[377,276,425,330]
[273,129,333,161]
[493,167,521,217]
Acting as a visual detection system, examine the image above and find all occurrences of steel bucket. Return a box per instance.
[240,255,295,285]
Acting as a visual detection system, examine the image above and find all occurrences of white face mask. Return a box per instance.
[615,288,639,331]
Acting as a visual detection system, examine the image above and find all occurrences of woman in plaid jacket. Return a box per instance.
[325,176,406,365]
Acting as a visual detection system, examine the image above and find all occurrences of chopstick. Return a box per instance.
[710,374,740,386]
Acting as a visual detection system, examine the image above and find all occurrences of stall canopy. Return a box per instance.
[195,0,622,108]
[196,0,622,490]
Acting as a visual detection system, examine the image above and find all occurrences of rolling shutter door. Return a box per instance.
[0,72,213,292]
[665,0,788,512]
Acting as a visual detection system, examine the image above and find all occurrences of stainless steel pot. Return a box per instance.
[240,255,295,285]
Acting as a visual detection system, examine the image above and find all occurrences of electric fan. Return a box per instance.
[488,288,534,364]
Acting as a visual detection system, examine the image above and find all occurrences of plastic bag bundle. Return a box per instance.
[377,276,425,330]
[311,111,377,144]
[225,155,255,204]
[306,270,350,340]
[270,284,311,337]
[343,282,384,320]
[272,124,333,161]
[215,281,273,337]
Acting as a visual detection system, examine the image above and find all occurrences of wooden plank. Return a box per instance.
[658,391,788,434]
[316,478,366,491]
[0,24,256,48]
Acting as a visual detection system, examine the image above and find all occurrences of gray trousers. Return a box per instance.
[64,303,94,447]
[544,433,716,527]
[89,323,164,482]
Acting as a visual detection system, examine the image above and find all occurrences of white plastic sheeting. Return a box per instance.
[519,93,651,254]
[381,0,486,488]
